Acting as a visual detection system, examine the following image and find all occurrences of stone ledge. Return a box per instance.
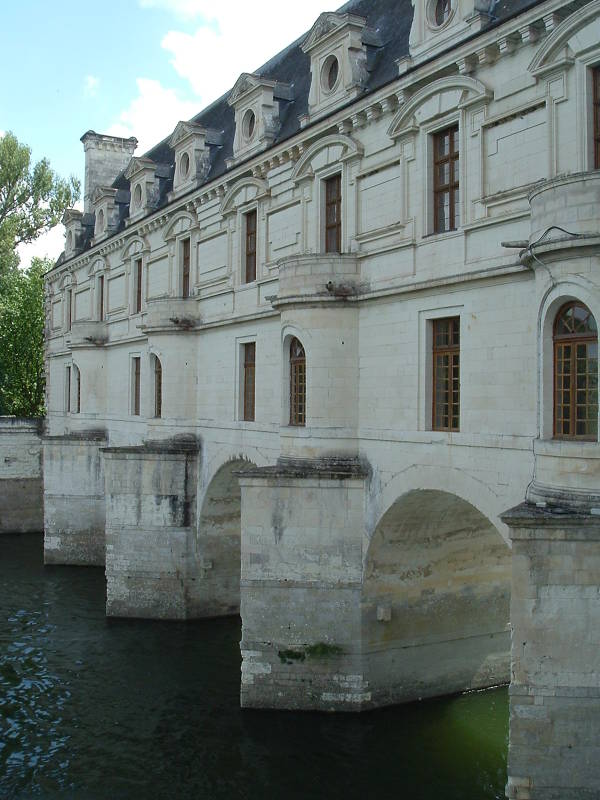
[43,429,107,443]
[237,455,369,481]
[102,434,201,457]
[501,502,600,536]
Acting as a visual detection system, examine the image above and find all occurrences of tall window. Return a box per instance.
[154,356,162,418]
[289,337,306,426]
[594,66,600,170]
[65,289,72,331]
[182,238,191,299]
[433,126,459,233]
[245,210,257,283]
[65,365,71,413]
[135,258,143,314]
[132,357,141,416]
[432,317,460,432]
[98,275,105,321]
[243,342,256,422]
[554,302,598,440]
[74,365,81,414]
[325,174,341,253]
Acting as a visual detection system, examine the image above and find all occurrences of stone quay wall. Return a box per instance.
[0,417,43,534]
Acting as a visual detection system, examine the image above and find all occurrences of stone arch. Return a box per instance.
[291,134,363,183]
[387,75,492,138]
[121,235,148,261]
[528,0,600,75]
[163,212,196,242]
[220,176,270,216]
[367,462,510,547]
[197,456,258,617]
[281,325,311,426]
[361,488,511,707]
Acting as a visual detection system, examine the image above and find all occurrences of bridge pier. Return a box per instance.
[103,437,201,619]
[43,431,106,565]
[239,459,369,710]
[502,503,600,800]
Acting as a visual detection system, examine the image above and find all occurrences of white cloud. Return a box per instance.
[84,75,100,98]
[17,225,66,269]
[144,1,327,106]
[106,78,199,153]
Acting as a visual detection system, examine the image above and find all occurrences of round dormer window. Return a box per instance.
[180,151,190,179]
[428,0,453,27]
[97,209,105,233]
[321,55,340,92]
[243,109,256,141]
[133,183,142,209]
[66,231,73,251]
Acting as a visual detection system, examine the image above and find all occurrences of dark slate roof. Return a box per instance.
[62,0,547,264]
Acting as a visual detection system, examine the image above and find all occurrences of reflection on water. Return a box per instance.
[0,534,508,799]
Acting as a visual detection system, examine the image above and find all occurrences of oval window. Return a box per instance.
[180,152,190,179]
[97,209,105,232]
[133,183,142,208]
[434,0,451,25]
[243,109,256,141]
[321,55,339,92]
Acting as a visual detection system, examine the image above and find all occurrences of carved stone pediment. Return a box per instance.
[302,12,367,53]
[124,157,156,182]
[169,121,207,149]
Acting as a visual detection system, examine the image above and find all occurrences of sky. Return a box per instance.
[0,0,331,267]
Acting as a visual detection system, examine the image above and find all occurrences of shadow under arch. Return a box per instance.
[362,489,511,708]
[196,458,257,618]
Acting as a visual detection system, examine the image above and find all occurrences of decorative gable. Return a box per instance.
[125,157,164,223]
[409,0,495,66]
[301,12,370,126]
[227,73,293,167]
[92,186,119,243]
[168,121,222,198]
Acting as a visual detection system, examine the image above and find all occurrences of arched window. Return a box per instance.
[153,356,162,418]
[554,302,598,440]
[289,337,306,426]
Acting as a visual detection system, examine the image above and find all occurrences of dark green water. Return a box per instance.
[1,534,508,800]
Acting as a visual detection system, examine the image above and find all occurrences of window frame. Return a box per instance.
[289,337,307,427]
[153,355,162,419]
[65,288,72,332]
[324,173,342,254]
[181,237,191,299]
[242,342,256,422]
[244,209,257,284]
[432,316,460,432]
[432,125,460,234]
[553,301,598,441]
[593,65,600,171]
[65,365,71,414]
[134,257,143,315]
[132,356,141,417]
[97,274,105,321]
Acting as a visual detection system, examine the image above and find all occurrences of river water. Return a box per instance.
[1,534,508,799]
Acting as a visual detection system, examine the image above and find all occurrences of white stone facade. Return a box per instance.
[45,0,600,794]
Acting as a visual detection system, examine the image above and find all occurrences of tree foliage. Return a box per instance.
[0,257,50,416]
[0,131,80,416]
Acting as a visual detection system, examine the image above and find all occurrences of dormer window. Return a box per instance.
[124,157,166,223]
[168,121,219,199]
[133,183,142,209]
[227,73,292,166]
[97,209,105,233]
[301,12,372,125]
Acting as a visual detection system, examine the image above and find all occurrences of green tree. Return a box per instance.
[0,257,50,416]
[0,131,80,415]
[0,132,79,276]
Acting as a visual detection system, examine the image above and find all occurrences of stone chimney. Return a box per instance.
[80,131,138,214]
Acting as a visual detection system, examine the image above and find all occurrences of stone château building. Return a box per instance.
[45,0,600,796]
